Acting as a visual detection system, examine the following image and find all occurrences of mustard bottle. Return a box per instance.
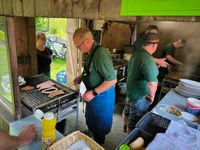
[41,112,56,150]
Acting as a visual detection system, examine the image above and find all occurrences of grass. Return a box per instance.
[50,58,66,82]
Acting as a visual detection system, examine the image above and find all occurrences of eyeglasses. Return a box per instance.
[74,40,84,49]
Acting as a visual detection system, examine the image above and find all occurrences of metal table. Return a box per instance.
[152,89,200,129]
[9,115,64,150]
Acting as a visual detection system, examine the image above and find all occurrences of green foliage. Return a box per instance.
[35,17,67,39]
[35,17,49,32]
[49,18,67,39]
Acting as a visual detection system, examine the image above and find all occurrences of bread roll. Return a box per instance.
[129,137,144,150]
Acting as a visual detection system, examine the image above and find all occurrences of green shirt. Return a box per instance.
[161,43,175,61]
[126,48,158,101]
[159,43,175,78]
[132,37,143,54]
[84,42,116,88]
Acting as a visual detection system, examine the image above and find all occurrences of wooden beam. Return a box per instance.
[27,18,37,76]
[35,0,51,17]
[23,0,35,17]
[153,16,200,22]
[66,19,82,90]
[100,0,136,21]
[2,0,13,16]
[13,17,29,76]
[7,17,21,120]
[51,0,72,17]
[1,0,200,22]
[72,0,99,19]
[12,0,23,16]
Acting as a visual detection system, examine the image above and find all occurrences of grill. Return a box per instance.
[158,71,200,100]
[20,75,78,122]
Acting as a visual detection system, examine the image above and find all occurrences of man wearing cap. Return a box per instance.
[132,25,168,68]
[122,33,159,133]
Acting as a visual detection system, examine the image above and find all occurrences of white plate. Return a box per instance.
[181,111,198,122]
[178,85,200,96]
[180,79,200,88]
[175,87,200,98]
[179,82,200,91]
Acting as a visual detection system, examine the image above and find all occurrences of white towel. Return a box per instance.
[146,120,200,150]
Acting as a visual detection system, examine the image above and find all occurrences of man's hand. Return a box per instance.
[82,90,95,102]
[145,95,154,105]
[18,124,37,148]
[156,58,169,68]
[73,76,82,85]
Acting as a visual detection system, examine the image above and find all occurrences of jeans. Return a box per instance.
[123,96,150,130]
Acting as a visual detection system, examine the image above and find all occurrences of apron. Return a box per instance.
[85,86,115,136]
[82,45,100,90]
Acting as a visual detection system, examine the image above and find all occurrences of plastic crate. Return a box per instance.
[135,112,171,137]
[115,128,154,150]
[56,70,66,83]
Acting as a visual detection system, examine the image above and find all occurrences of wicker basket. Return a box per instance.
[49,131,105,150]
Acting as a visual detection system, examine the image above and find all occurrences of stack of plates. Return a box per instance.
[175,79,200,98]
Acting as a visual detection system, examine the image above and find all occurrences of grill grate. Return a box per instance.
[20,75,78,112]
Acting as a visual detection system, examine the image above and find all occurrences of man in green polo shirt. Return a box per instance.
[123,33,159,133]
[73,27,117,144]
[159,39,184,80]
[132,25,169,68]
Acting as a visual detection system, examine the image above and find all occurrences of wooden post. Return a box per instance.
[66,19,82,90]
[7,17,21,120]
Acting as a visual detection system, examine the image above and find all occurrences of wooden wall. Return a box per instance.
[0,0,135,21]
[102,22,132,51]
[8,17,37,77]
[1,0,200,22]
[6,17,37,119]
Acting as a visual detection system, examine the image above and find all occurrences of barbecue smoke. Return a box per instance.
[183,38,200,76]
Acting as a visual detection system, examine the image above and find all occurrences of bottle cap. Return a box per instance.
[44,112,54,120]
[34,109,44,120]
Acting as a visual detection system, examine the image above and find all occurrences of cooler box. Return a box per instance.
[56,70,67,83]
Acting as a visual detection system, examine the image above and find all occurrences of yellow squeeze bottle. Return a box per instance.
[42,112,56,150]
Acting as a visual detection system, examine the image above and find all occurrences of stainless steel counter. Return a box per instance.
[152,89,200,129]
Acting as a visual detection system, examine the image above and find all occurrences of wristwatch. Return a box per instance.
[92,89,98,96]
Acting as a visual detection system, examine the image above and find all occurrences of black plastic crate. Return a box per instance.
[115,128,154,150]
[135,112,171,137]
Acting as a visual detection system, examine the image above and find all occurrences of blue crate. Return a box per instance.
[56,70,67,83]
[135,112,198,137]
